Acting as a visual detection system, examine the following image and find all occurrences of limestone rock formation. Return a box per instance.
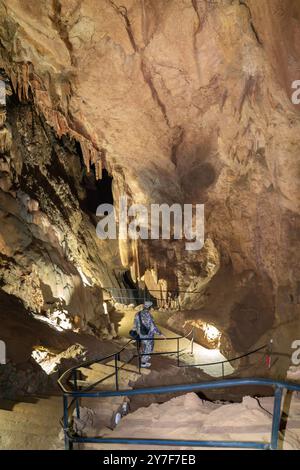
[0,0,299,370]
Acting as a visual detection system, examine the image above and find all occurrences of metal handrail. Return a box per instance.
[57,326,275,450]
[61,377,300,450]
[103,286,224,294]
[58,327,269,394]
[183,344,267,376]
[58,327,194,394]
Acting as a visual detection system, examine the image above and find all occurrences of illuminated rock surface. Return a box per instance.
[0,0,300,389]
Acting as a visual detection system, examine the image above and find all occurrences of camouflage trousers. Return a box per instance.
[140,338,154,364]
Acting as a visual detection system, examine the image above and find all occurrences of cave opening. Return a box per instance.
[120,270,158,306]
[80,167,113,215]
[123,270,137,290]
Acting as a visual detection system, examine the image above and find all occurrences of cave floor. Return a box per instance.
[81,390,300,451]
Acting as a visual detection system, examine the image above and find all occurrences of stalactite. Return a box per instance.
[0,77,11,153]
[132,238,140,282]
[80,139,91,174]
[130,263,136,283]
[0,109,6,127]
[56,112,69,138]
[80,138,103,179]
[10,63,30,102]
[4,63,105,179]
[21,63,29,100]
[0,127,12,153]
[95,158,102,180]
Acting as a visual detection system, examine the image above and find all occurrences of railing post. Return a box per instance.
[63,394,72,450]
[177,338,180,367]
[222,362,225,378]
[270,386,283,450]
[115,354,119,391]
[191,327,194,355]
[72,370,80,419]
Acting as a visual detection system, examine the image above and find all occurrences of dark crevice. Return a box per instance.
[123,270,137,290]
[250,22,263,46]
[109,1,138,52]
[80,168,113,215]
[50,0,76,65]
[239,0,263,46]
[171,127,184,167]
[140,61,170,127]
[19,163,72,225]
[191,0,202,34]
[109,1,170,128]
[6,94,82,227]
[191,0,204,79]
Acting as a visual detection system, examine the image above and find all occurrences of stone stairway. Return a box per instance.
[71,359,151,443]
[0,358,149,449]
[0,395,63,450]
[75,358,148,391]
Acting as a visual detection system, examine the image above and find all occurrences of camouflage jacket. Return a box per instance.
[134,309,161,338]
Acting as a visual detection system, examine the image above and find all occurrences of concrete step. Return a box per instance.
[0,410,61,428]
[0,429,62,450]
[71,382,132,391]
[0,396,62,412]
[0,396,64,449]
[70,359,149,391]
[0,398,61,416]
[0,409,61,435]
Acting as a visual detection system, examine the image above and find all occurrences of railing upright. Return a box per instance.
[270,385,283,450]
[115,354,119,391]
[190,327,194,355]
[222,362,225,379]
[177,338,180,366]
[72,369,80,419]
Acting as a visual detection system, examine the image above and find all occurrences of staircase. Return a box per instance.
[75,358,149,391]
[0,395,63,450]
[0,358,149,450]
[69,359,150,439]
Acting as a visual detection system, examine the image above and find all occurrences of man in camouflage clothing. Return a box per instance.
[133,301,165,368]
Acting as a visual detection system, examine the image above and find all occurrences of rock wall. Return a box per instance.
[0,85,123,336]
[0,0,299,361]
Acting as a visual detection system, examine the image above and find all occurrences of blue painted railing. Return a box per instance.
[57,332,286,450]
[58,327,195,396]
[58,377,300,450]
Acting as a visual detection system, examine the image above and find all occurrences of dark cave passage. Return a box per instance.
[80,168,113,214]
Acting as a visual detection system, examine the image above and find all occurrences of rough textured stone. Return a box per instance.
[0,0,299,367]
